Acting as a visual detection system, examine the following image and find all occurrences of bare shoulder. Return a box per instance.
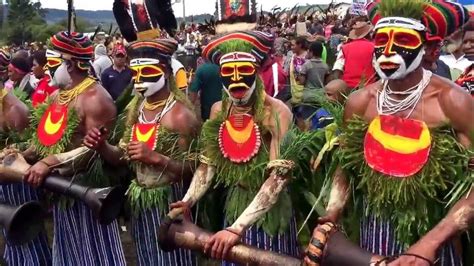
[3,93,29,131]
[267,96,292,122]
[209,100,223,120]
[343,82,378,122]
[436,76,474,133]
[166,101,199,136]
[81,83,116,115]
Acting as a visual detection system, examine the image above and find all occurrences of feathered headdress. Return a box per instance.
[113,0,178,42]
[202,31,274,66]
[367,0,470,41]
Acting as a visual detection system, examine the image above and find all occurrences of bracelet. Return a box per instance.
[224,228,241,237]
[400,253,434,265]
[38,160,51,168]
[199,154,215,166]
[306,222,337,265]
[380,253,434,266]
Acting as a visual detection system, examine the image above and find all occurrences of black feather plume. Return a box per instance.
[113,0,137,42]
[146,0,178,37]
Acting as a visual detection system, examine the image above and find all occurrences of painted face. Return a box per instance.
[45,49,63,83]
[50,61,72,89]
[373,27,425,80]
[130,58,166,97]
[220,61,257,106]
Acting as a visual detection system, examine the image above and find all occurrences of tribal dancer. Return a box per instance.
[100,1,198,265]
[0,49,51,265]
[304,1,474,265]
[84,38,198,266]
[23,32,126,266]
[170,30,302,263]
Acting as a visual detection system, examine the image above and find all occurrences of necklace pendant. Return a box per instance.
[37,103,69,146]
[364,115,431,177]
[131,123,159,151]
[218,114,261,163]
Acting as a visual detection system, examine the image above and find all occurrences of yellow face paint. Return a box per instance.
[220,61,256,81]
[375,27,423,54]
[130,64,165,83]
[45,57,63,73]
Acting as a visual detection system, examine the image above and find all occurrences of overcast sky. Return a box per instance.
[38,0,350,15]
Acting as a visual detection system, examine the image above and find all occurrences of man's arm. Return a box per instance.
[149,107,199,180]
[4,94,29,132]
[170,102,222,212]
[319,87,373,222]
[406,85,474,259]
[228,100,293,234]
[332,49,345,79]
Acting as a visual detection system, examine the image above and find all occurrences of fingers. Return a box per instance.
[24,170,32,185]
[222,242,231,260]
[83,136,96,149]
[204,236,215,255]
[84,128,105,149]
[169,202,183,209]
[211,239,222,259]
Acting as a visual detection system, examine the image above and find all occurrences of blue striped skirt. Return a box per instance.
[131,184,194,266]
[361,213,462,266]
[52,201,126,266]
[222,217,299,266]
[0,183,51,266]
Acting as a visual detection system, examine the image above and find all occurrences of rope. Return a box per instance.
[266,159,295,171]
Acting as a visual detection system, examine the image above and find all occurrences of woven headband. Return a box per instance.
[50,31,94,61]
[202,31,274,65]
[374,17,426,31]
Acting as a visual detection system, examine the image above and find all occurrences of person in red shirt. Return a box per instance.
[30,50,58,107]
[259,53,288,99]
[333,21,377,90]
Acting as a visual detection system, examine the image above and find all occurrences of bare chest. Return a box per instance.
[363,89,448,128]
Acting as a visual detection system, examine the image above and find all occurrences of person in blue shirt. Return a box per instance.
[101,45,133,101]
[311,79,348,130]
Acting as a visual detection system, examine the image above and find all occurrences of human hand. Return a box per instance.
[204,229,241,260]
[83,127,108,150]
[388,241,436,266]
[169,201,192,221]
[24,161,51,187]
[127,141,159,165]
[317,210,340,225]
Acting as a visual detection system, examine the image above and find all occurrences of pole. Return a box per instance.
[182,0,186,24]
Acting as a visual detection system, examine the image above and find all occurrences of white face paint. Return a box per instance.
[373,47,425,80]
[49,62,72,89]
[134,76,166,97]
[223,80,257,106]
[130,58,167,97]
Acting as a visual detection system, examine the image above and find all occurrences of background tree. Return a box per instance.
[6,0,46,45]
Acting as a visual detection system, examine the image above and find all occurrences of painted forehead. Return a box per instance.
[219,52,257,66]
[46,49,62,58]
[130,58,161,66]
